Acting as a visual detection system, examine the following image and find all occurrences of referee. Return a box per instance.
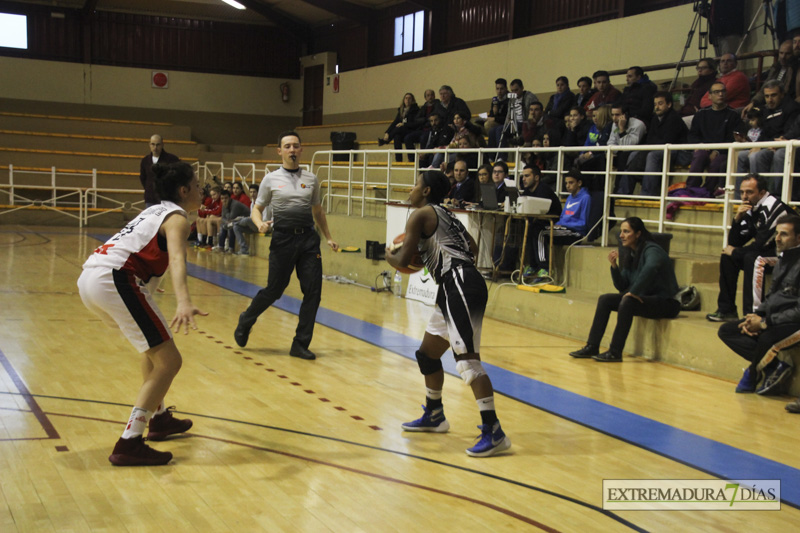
[234,131,338,359]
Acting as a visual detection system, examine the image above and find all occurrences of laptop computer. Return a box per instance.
[480,183,500,210]
[506,186,520,206]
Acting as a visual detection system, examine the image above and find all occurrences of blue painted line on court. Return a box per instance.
[187,260,800,508]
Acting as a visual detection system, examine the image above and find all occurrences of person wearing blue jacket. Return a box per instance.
[527,168,591,279]
[570,217,680,362]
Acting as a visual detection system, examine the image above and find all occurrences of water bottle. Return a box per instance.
[392,270,403,298]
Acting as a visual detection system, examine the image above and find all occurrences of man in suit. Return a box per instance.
[139,134,180,207]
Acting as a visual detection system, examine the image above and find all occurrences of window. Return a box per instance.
[394,10,424,57]
[0,13,27,49]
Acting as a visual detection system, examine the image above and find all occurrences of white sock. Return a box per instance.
[476,396,495,412]
[154,401,166,416]
[121,407,153,439]
[425,387,443,401]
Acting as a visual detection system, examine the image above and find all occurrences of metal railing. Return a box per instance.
[310,140,800,248]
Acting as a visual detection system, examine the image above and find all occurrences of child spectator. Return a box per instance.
[745,107,763,142]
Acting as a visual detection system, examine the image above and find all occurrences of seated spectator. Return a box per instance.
[522,136,547,170]
[742,40,796,118]
[575,104,613,173]
[520,164,562,214]
[434,85,472,127]
[621,66,658,123]
[540,132,558,177]
[447,136,480,170]
[707,174,794,322]
[420,112,454,168]
[522,102,546,146]
[510,78,539,115]
[680,58,718,118]
[379,93,420,162]
[232,185,261,255]
[575,76,596,109]
[718,214,800,395]
[569,217,680,362]
[468,164,494,207]
[231,181,251,208]
[619,91,691,196]
[544,76,576,128]
[196,185,222,248]
[491,161,509,204]
[686,81,744,193]
[450,112,486,148]
[526,168,590,279]
[735,80,800,195]
[214,189,250,253]
[489,79,535,152]
[586,70,622,114]
[404,89,439,162]
[445,159,476,207]
[699,54,750,110]
[484,78,510,135]
[563,105,592,147]
[608,103,648,193]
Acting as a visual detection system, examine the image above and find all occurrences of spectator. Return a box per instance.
[619,91,690,196]
[196,185,222,248]
[718,214,800,395]
[484,78,510,135]
[469,164,494,207]
[540,132,558,176]
[522,136,547,171]
[489,79,535,151]
[699,53,750,109]
[232,185,261,256]
[586,70,622,114]
[509,78,540,115]
[522,101,546,147]
[139,134,180,208]
[420,112,454,168]
[575,104,613,172]
[404,89,439,162]
[491,161,509,204]
[680,58,718,118]
[686,81,744,193]
[745,107,763,141]
[742,40,797,118]
[620,66,658,123]
[231,181,251,208]
[520,164,561,215]
[434,85,472,127]
[450,112,485,149]
[608,103,647,177]
[569,217,680,362]
[379,92,420,162]
[575,76,596,109]
[544,76,576,127]
[735,79,800,195]
[526,168,589,280]
[563,105,593,147]
[214,189,250,253]
[448,136,480,170]
[707,174,794,322]
[446,159,476,207]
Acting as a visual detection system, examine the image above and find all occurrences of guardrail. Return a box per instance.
[310,140,800,248]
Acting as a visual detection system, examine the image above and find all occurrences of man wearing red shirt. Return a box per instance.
[700,54,750,109]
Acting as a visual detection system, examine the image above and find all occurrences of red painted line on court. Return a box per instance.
[0,348,60,439]
[291,382,301,386]
[39,410,558,532]
[55,445,69,451]
[319,398,330,402]
[369,426,382,431]
[304,390,315,394]
[351,416,363,421]
[334,406,346,411]
[266,369,275,372]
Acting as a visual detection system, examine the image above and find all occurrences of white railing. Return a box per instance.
[310,140,800,248]
[0,183,84,227]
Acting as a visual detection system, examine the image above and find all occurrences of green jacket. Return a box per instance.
[611,240,678,299]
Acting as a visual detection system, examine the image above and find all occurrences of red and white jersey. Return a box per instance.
[82,201,185,283]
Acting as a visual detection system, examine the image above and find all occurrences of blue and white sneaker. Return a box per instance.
[466,421,511,457]
[735,367,759,393]
[757,361,794,395]
[401,405,450,433]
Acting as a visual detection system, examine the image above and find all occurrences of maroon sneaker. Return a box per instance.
[108,436,172,466]
[147,407,193,441]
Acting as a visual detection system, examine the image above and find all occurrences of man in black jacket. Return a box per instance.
[735,79,800,196]
[618,91,690,196]
[718,214,800,396]
[434,85,471,127]
[403,89,439,162]
[708,174,795,323]
[620,66,657,124]
[139,134,180,207]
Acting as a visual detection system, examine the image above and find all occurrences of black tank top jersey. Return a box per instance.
[418,204,474,283]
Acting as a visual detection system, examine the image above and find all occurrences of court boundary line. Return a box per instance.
[0,347,60,439]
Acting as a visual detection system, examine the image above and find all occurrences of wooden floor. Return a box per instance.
[1,225,799,532]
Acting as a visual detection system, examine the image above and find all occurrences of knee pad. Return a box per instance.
[456,359,486,386]
[415,350,442,376]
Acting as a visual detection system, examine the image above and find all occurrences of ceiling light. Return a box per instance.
[221,0,246,10]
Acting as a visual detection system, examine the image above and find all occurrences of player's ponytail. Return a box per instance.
[153,162,194,203]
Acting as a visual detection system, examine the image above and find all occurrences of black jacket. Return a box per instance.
[435,97,472,126]
[646,107,688,144]
[757,245,800,326]
[759,98,800,140]
[385,104,420,135]
[728,193,795,260]
[621,76,658,123]
[410,100,440,130]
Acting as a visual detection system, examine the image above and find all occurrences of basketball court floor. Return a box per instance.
[1,225,798,532]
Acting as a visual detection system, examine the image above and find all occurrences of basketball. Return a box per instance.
[389,233,424,274]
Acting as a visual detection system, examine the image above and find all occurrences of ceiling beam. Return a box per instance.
[237,0,308,37]
[299,0,373,26]
[82,0,99,15]
[406,0,437,11]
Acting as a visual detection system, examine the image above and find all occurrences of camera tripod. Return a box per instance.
[495,93,523,161]
[669,0,710,91]
[736,0,778,55]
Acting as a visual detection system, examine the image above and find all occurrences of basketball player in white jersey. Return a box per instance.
[78,161,207,466]
[386,170,511,457]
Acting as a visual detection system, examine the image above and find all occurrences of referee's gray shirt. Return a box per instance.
[256,167,321,228]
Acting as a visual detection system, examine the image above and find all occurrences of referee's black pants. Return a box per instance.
[239,228,322,349]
